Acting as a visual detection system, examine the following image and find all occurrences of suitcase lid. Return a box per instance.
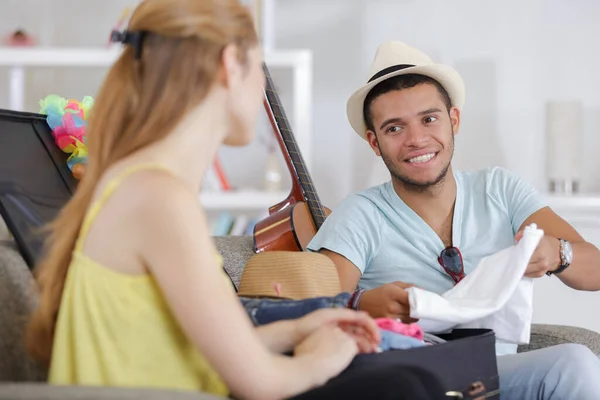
[0,109,77,268]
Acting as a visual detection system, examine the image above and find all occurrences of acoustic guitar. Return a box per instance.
[253,63,330,253]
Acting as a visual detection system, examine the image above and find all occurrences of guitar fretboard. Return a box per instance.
[263,63,327,229]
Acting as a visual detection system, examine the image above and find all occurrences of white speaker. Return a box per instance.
[545,100,584,194]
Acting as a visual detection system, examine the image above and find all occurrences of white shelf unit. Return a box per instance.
[0,46,313,212]
[544,194,600,211]
[544,193,600,231]
[199,190,289,211]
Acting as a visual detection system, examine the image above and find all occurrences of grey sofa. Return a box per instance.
[1,236,599,399]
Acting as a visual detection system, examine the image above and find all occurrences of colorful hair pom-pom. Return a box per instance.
[81,96,94,120]
[72,114,86,129]
[71,163,86,180]
[39,94,68,116]
[46,112,64,131]
[39,94,94,176]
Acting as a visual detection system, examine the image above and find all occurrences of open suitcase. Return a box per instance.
[346,328,500,399]
[0,109,78,268]
[0,109,501,398]
[246,295,501,398]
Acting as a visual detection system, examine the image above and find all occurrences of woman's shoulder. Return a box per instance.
[88,164,206,257]
[96,164,193,215]
[126,171,204,230]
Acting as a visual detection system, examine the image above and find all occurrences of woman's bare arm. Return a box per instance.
[255,320,300,353]
[133,176,354,400]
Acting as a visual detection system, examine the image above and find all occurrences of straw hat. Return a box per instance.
[347,40,466,140]
[237,251,342,300]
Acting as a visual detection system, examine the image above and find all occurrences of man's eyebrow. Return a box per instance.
[418,107,442,116]
[379,117,404,130]
[378,108,443,130]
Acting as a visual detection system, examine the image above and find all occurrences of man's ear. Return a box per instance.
[366,130,381,156]
[449,106,461,135]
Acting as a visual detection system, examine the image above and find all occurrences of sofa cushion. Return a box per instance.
[0,235,254,383]
[0,383,226,400]
[0,241,46,382]
[213,236,254,289]
[518,324,600,355]
[0,217,9,241]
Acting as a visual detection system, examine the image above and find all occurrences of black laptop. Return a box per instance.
[0,109,78,268]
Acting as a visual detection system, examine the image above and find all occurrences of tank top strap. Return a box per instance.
[75,162,175,252]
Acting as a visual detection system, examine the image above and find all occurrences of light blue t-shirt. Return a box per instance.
[307,166,547,355]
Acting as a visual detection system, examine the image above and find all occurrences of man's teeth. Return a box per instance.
[408,153,435,163]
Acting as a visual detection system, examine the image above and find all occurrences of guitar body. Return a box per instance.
[253,201,331,252]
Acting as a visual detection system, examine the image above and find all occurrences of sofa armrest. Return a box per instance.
[518,324,600,355]
[0,241,46,382]
[0,383,228,400]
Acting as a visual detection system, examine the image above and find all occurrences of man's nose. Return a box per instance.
[403,124,428,147]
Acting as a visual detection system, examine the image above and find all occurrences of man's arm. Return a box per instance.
[492,167,600,291]
[320,249,415,321]
[308,195,414,321]
[320,249,361,292]
[519,206,600,291]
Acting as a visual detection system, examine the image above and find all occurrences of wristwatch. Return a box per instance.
[547,238,573,276]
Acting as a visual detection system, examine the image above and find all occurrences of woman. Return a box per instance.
[25,0,447,399]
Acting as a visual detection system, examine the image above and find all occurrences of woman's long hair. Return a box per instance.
[25,0,258,368]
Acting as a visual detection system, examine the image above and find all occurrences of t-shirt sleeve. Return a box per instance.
[307,194,382,275]
[489,167,548,233]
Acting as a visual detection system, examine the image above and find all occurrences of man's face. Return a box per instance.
[365,83,460,190]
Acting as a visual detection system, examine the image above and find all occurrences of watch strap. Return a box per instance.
[546,238,571,276]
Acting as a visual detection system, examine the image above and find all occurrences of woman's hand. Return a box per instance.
[293,325,359,381]
[294,308,380,353]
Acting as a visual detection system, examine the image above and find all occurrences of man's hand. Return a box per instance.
[294,308,380,353]
[358,282,417,323]
[515,231,561,278]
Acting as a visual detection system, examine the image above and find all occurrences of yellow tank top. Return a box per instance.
[48,163,228,396]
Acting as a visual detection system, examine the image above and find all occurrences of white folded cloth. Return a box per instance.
[406,223,544,344]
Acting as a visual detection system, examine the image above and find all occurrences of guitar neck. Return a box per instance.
[262,63,326,229]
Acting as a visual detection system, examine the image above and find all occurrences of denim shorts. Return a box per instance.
[239,292,352,326]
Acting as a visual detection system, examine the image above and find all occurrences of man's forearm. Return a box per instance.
[555,241,600,291]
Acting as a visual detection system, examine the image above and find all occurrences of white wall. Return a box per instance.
[273,0,600,205]
[1,0,600,333]
[6,0,599,203]
[0,0,140,110]
[271,0,600,334]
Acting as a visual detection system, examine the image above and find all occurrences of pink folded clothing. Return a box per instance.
[375,318,424,340]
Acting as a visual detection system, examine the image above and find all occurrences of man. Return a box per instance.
[307,40,600,399]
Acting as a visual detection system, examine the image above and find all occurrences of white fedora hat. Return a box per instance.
[347,40,466,140]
